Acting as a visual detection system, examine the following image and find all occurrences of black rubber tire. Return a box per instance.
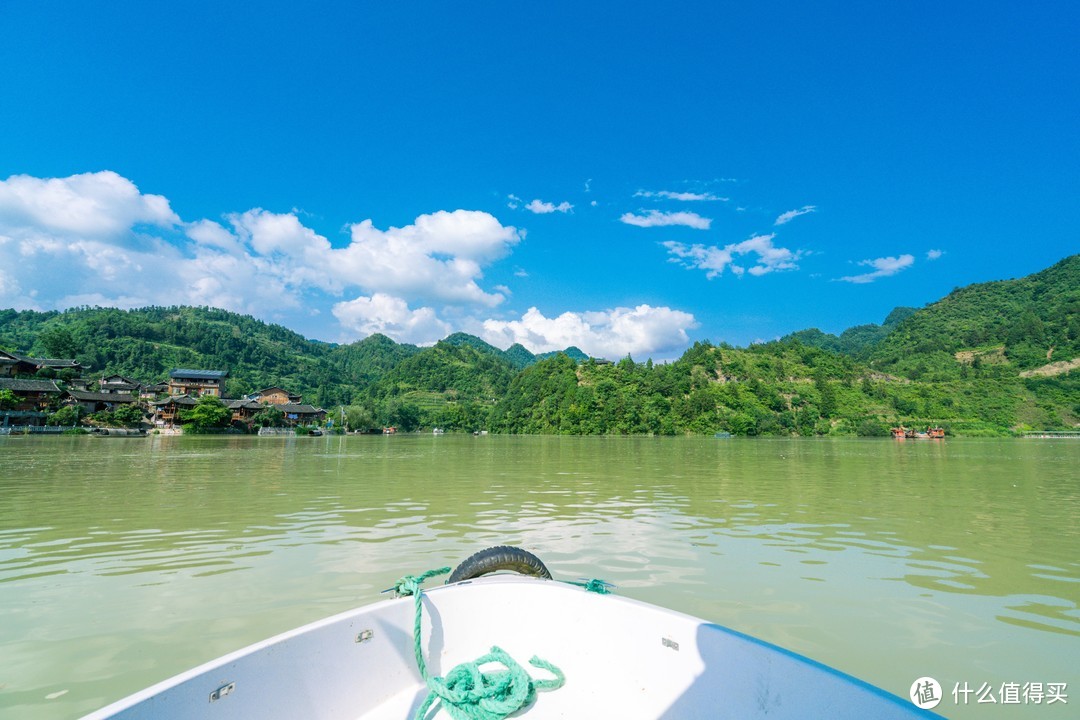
[446,545,552,584]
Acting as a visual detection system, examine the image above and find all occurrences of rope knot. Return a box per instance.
[393,566,451,598]
[419,647,564,720]
[400,566,565,720]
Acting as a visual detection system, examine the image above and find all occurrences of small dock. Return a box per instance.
[1020,431,1080,439]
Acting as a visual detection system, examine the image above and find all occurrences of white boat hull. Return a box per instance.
[82,576,938,719]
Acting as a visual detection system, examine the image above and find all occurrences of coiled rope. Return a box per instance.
[392,567,565,720]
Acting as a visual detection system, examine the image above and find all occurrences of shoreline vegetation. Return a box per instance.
[1,255,1077,438]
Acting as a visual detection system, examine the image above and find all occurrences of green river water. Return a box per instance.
[0,434,1077,719]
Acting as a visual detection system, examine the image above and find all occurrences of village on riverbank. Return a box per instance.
[0,351,326,435]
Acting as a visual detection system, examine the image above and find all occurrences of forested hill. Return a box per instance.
[782,306,918,358]
[867,254,1080,378]
[0,254,1077,434]
[782,254,1080,377]
[0,306,581,408]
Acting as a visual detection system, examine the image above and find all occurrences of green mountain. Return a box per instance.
[0,306,346,403]
[784,307,918,357]
[328,333,419,388]
[441,331,587,369]
[1,254,1076,435]
[869,254,1080,378]
[538,346,589,363]
[503,343,538,370]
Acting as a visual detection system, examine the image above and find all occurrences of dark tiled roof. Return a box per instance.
[101,375,140,384]
[23,357,81,368]
[279,404,326,415]
[152,395,200,407]
[0,378,61,393]
[100,383,140,391]
[226,399,263,410]
[68,391,138,403]
[169,369,228,379]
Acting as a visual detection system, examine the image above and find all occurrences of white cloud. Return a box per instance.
[525,198,573,214]
[482,304,698,360]
[619,210,711,230]
[837,254,915,284]
[507,194,521,210]
[774,205,816,225]
[663,233,803,278]
[634,190,727,202]
[334,210,519,306]
[0,171,521,342]
[186,218,244,253]
[332,293,451,345]
[0,171,178,238]
[926,249,943,260]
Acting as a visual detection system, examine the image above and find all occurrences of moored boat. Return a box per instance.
[892,426,945,440]
[81,547,942,720]
[88,427,147,437]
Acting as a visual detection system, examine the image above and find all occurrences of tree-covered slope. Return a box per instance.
[784,307,918,357]
[869,254,1080,379]
[327,333,419,388]
[0,306,346,402]
[1,254,1076,435]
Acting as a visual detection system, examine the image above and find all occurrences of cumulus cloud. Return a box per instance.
[0,170,179,239]
[482,304,698,360]
[0,171,521,342]
[332,293,450,345]
[525,198,573,214]
[619,210,711,230]
[837,254,915,284]
[774,205,816,225]
[663,233,803,278]
[335,210,519,306]
[634,190,727,202]
[926,249,943,260]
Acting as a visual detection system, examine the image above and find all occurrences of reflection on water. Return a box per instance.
[1,435,1077,719]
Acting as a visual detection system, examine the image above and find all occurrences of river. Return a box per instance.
[1,435,1077,719]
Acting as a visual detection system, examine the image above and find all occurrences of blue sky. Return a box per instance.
[1,2,1077,360]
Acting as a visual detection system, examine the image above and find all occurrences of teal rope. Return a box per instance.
[392,568,565,720]
[565,578,613,594]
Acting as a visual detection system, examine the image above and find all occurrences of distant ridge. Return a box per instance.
[1,253,1076,434]
[441,331,589,369]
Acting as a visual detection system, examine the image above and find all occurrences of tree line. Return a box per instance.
[1,254,1076,436]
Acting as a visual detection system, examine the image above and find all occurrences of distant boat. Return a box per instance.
[433,427,445,435]
[714,431,732,439]
[892,426,944,440]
